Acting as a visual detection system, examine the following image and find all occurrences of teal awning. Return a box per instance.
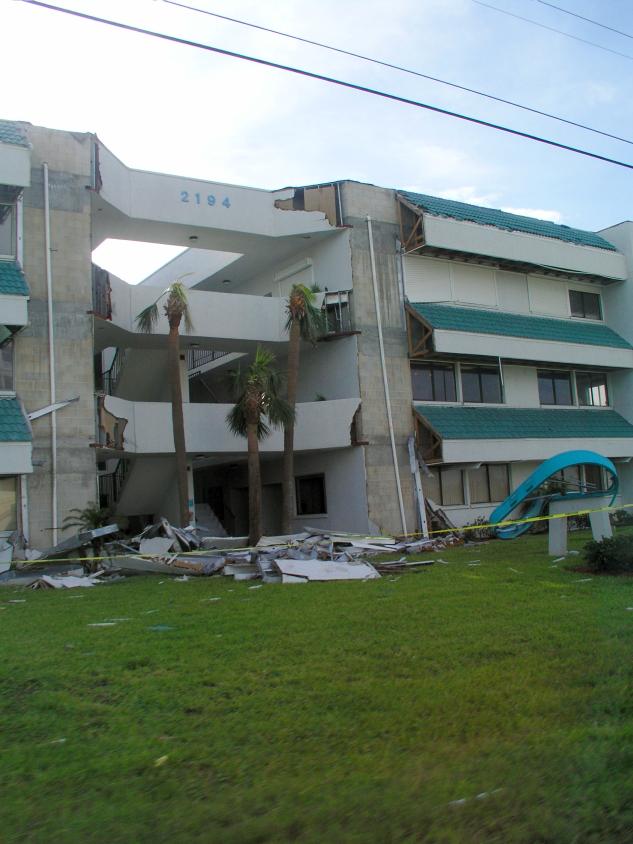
[415,405,633,440]
[0,397,31,442]
[410,303,632,350]
[0,261,29,296]
[400,191,617,251]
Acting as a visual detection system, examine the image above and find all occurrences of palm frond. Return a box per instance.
[135,302,160,333]
[226,403,247,438]
[284,283,327,344]
[266,394,295,430]
[167,281,194,333]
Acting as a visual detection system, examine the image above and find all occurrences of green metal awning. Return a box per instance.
[400,191,617,251]
[0,397,31,443]
[409,302,631,350]
[0,261,29,296]
[415,405,633,440]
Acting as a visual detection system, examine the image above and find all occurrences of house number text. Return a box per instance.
[180,190,231,208]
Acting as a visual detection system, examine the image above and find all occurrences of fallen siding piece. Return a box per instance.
[274,559,380,582]
[30,572,106,589]
[139,537,176,556]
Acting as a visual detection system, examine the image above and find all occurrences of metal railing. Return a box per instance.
[323,290,354,335]
[98,458,130,510]
[186,348,230,376]
[103,348,127,396]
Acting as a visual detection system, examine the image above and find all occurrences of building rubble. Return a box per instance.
[1,518,463,587]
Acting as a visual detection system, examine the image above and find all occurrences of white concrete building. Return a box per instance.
[2,119,633,548]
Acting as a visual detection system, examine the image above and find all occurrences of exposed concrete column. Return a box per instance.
[341,183,416,535]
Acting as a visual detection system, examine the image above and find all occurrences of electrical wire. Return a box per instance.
[156,0,633,147]
[17,0,633,172]
[532,0,633,41]
[473,0,633,62]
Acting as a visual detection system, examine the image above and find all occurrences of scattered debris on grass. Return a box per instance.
[1,518,465,588]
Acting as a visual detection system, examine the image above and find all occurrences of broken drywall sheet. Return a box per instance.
[273,559,380,582]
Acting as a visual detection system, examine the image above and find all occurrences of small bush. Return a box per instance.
[610,509,633,527]
[463,516,496,542]
[583,534,633,574]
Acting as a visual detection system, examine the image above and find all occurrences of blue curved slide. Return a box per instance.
[488,450,618,540]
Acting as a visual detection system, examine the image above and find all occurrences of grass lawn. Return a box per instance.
[3,530,633,843]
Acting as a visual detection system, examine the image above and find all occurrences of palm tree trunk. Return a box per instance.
[281,318,301,534]
[167,323,190,527]
[246,420,262,545]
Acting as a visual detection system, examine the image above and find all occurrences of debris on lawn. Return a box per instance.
[1,516,463,587]
[30,571,108,590]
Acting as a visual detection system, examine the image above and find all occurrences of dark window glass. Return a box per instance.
[461,365,502,403]
[538,370,572,405]
[424,467,464,506]
[488,464,510,501]
[569,289,602,320]
[583,464,606,492]
[411,363,456,401]
[0,204,16,258]
[0,340,13,391]
[468,464,510,503]
[440,468,464,506]
[295,475,326,515]
[576,371,608,407]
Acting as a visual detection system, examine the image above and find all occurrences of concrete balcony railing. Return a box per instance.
[93,271,288,352]
[99,396,361,455]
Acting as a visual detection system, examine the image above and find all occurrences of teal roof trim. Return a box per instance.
[0,398,31,443]
[416,405,633,440]
[400,191,617,251]
[0,261,29,297]
[410,303,632,350]
[0,120,29,148]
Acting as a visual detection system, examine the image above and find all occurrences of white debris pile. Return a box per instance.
[2,518,461,587]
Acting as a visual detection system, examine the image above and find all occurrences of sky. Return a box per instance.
[3,0,633,282]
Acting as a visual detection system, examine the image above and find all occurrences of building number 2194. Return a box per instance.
[180,191,231,208]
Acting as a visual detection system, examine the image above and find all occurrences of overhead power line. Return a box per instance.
[17,0,633,172]
[156,0,633,148]
[532,0,633,41]
[473,0,633,62]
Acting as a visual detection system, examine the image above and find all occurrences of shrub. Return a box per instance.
[610,509,633,527]
[583,534,633,574]
[463,516,496,542]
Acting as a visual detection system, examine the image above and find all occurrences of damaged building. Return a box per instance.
[3,118,633,551]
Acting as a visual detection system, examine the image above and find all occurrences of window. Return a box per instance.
[411,362,456,402]
[538,370,572,406]
[469,464,510,503]
[461,365,503,404]
[0,476,17,532]
[295,474,326,515]
[0,204,16,259]
[576,371,608,407]
[0,341,13,391]
[424,467,465,506]
[583,464,607,493]
[569,289,601,320]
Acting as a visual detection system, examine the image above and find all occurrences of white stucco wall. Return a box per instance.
[422,216,626,280]
[104,395,360,455]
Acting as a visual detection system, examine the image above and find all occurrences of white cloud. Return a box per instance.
[502,207,563,224]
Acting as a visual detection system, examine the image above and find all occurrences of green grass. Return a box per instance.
[3,531,633,843]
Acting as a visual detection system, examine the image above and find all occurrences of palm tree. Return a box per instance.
[281,284,326,534]
[227,346,294,545]
[136,281,193,527]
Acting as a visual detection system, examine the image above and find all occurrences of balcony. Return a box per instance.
[97,396,361,455]
[92,270,288,353]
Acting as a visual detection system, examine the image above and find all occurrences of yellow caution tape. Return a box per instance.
[17,500,633,566]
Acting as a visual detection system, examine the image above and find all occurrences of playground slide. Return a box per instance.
[488,450,618,540]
